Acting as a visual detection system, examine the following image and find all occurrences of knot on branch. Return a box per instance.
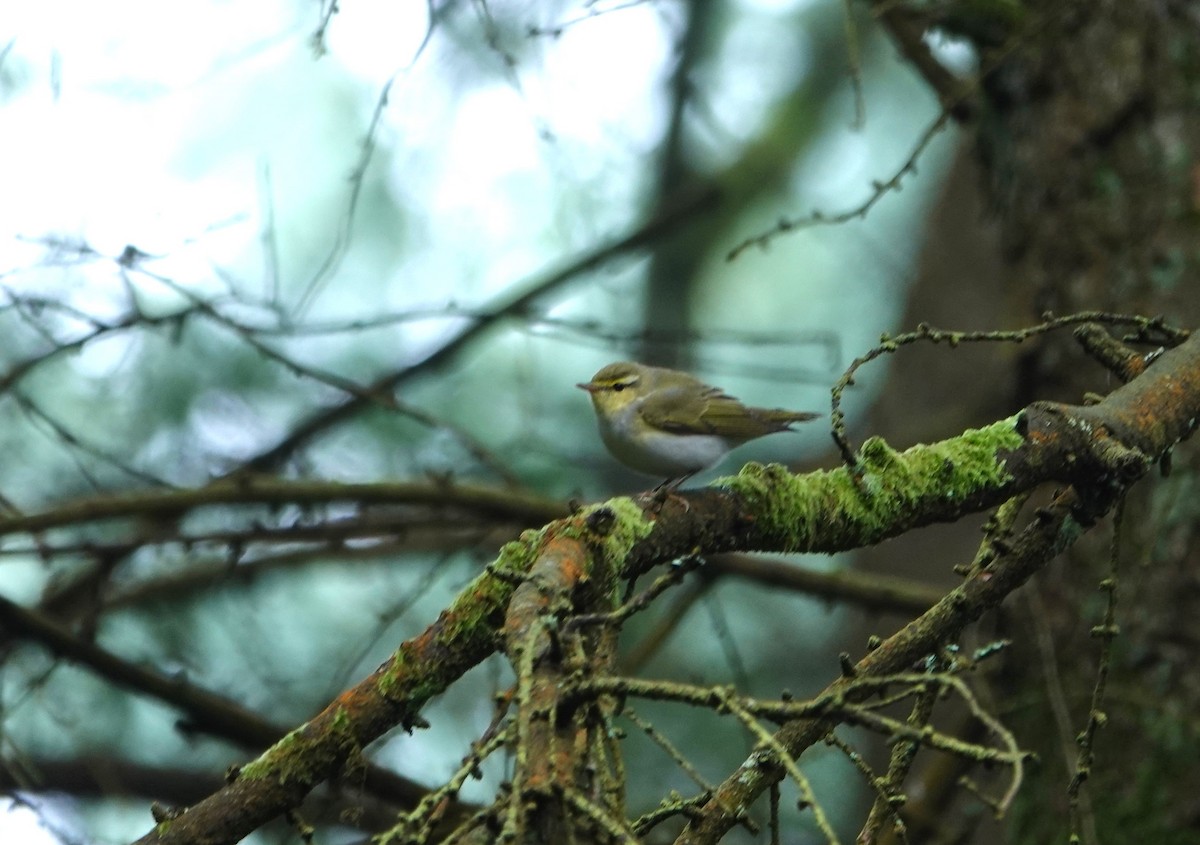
[1088,432,1151,483]
[585,505,616,536]
[1016,401,1153,492]
[1073,322,1150,382]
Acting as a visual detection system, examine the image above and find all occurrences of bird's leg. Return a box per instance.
[642,472,696,514]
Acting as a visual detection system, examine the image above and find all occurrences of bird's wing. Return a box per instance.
[637,382,712,434]
[640,385,786,440]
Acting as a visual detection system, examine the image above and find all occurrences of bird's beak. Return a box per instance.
[576,381,599,393]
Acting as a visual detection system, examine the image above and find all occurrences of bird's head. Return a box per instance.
[576,361,647,418]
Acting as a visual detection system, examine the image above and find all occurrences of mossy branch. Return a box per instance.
[132,330,1200,845]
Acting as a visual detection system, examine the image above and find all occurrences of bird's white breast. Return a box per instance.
[597,400,730,477]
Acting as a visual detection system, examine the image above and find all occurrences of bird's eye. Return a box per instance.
[612,383,626,392]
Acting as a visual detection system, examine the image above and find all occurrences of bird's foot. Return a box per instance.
[640,474,694,515]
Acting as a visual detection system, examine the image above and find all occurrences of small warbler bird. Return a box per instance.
[577,361,819,487]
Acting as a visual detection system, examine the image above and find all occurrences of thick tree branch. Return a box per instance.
[497,535,628,841]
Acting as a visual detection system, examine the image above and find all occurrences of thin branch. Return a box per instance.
[828,313,1184,470]
[726,107,955,261]
[622,707,714,796]
[0,477,566,540]
[144,270,524,487]
[234,183,721,474]
[0,306,199,395]
[705,553,943,615]
[11,389,174,488]
[0,594,432,810]
[719,691,841,845]
[1067,499,1125,845]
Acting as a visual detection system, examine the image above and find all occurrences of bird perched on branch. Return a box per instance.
[577,361,819,488]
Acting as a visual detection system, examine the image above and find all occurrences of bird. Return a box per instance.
[577,361,819,488]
